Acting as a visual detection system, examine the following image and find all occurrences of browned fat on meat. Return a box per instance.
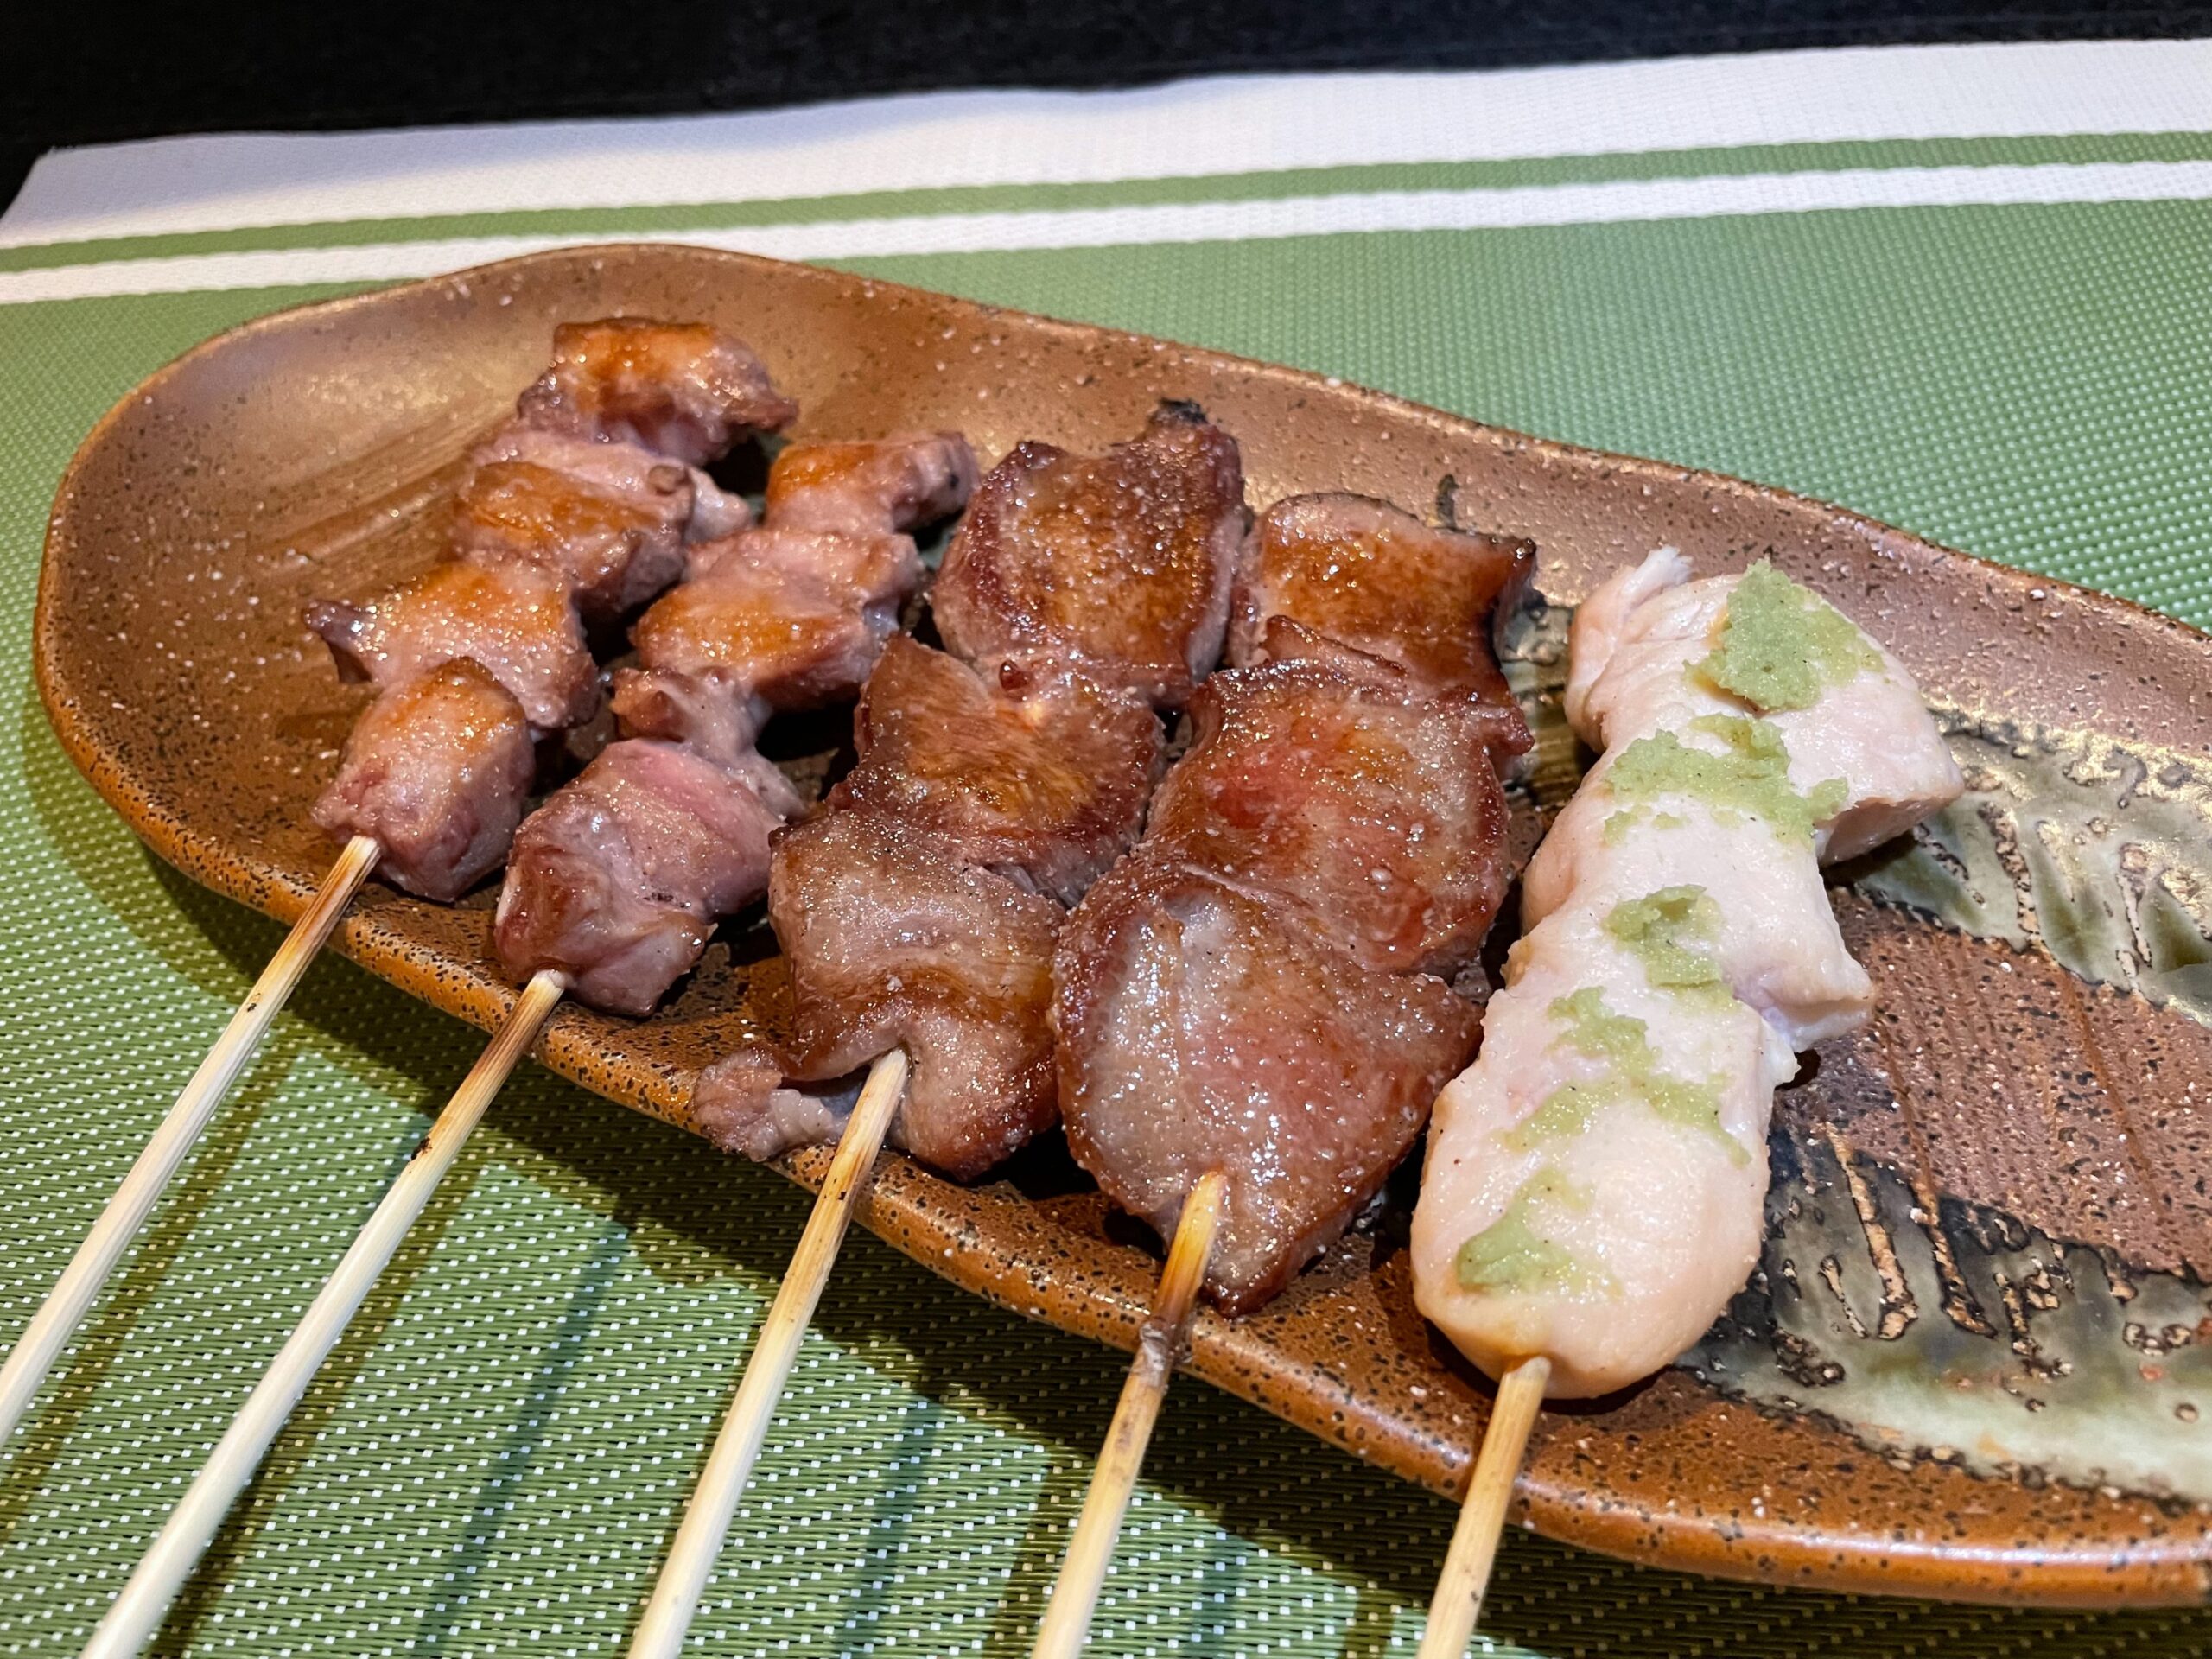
[829,637,1162,906]
[626,526,925,714]
[931,403,1249,711]
[1141,652,1516,977]
[311,660,536,901]
[1057,864,1480,1314]
[764,434,980,536]
[452,458,693,625]
[1230,493,1534,710]
[493,739,799,1016]
[305,558,598,733]
[765,810,1062,1181]
[516,318,798,467]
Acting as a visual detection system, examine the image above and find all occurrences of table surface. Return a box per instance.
[2,37,2209,1657]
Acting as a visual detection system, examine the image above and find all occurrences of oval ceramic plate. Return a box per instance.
[35,245,2212,1608]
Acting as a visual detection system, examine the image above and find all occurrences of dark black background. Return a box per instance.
[9,3,2211,211]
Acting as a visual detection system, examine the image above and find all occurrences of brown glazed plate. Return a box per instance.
[35,245,2212,1609]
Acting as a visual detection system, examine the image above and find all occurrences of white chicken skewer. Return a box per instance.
[1411,550,1962,1649]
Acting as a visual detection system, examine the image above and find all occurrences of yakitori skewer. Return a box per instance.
[1414,1355,1548,1657]
[1039,495,1532,1650]
[636,406,1249,1653]
[628,1046,909,1659]
[1408,550,1962,1650]
[85,427,976,1654]
[0,321,784,1463]
[75,325,805,1652]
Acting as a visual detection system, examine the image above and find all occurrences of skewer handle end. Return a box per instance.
[0,835,380,1455]
[1415,1354,1550,1658]
[627,1047,910,1659]
[1031,1168,1228,1659]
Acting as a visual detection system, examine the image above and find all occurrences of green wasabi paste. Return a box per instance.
[1605,715,1844,844]
[1455,1166,1603,1294]
[1499,988,1746,1166]
[1604,886,1726,994]
[1695,559,1882,712]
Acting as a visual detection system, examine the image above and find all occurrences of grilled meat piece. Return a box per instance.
[1058,864,1480,1313]
[1052,483,1530,1311]
[310,660,536,901]
[626,526,925,715]
[305,557,597,732]
[689,1051,862,1163]
[1557,548,1964,867]
[1141,652,1514,978]
[931,404,1248,709]
[491,428,971,1017]
[765,434,979,536]
[453,458,691,626]
[471,424,752,548]
[1416,903,1796,1395]
[718,412,1244,1176]
[493,739,798,1015]
[1230,493,1533,711]
[766,811,1062,1180]
[516,318,798,466]
[828,637,1162,905]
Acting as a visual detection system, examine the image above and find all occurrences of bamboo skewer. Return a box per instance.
[628,1047,911,1659]
[1031,1169,1228,1659]
[0,835,381,1456]
[80,968,566,1659]
[1414,1355,1550,1659]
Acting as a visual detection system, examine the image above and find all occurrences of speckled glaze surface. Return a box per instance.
[34,245,2212,1608]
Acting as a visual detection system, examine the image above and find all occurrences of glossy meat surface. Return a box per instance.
[1524,788,1872,1050]
[472,423,751,550]
[516,318,798,466]
[608,666,767,771]
[830,637,1162,905]
[765,434,979,535]
[766,811,1062,1180]
[305,557,597,731]
[310,660,535,901]
[1058,865,1480,1313]
[1141,652,1512,976]
[495,428,970,1019]
[1230,493,1534,709]
[453,457,690,624]
[628,526,925,712]
[931,404,1248,709]
[493,739,797,1015]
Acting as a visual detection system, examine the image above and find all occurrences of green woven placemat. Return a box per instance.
[0,120,2209,1656]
